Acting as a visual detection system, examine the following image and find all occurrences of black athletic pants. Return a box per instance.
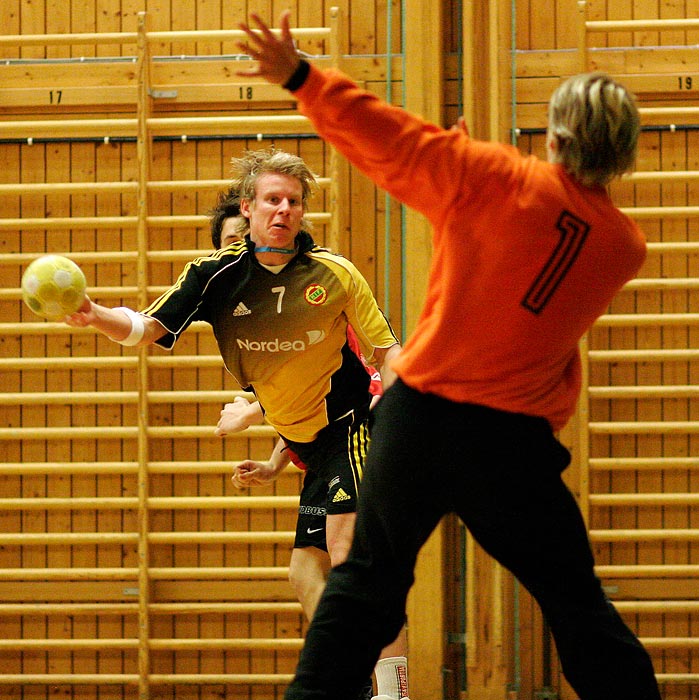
[285,379,661,700]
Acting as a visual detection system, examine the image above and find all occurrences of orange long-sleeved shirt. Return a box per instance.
[293,65,646,430]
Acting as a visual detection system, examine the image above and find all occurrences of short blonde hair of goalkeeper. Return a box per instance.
[547,72,640,188]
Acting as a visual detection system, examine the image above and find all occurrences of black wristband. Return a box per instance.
[283,60,311,92]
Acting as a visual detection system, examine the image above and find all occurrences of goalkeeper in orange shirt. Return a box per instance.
[234,11,662,700]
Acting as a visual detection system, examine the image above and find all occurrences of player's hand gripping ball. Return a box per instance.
[21,255,87,320]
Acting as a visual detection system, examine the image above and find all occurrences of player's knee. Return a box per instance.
[288,558,306,592]
[325,516,355,567]
[288,558,317,596]
[327,539,351,568]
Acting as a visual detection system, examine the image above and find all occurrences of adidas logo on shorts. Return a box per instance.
[332,488,351,503]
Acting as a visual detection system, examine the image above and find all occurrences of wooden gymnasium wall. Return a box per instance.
[0,2,404,700]
[1,0,699,699]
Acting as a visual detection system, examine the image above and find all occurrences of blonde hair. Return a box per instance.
[229,148,318,237]
[547,72,640,187]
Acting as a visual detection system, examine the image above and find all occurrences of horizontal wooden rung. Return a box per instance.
[0,531,295,546]
[0,674,138,685]
[586,18,699,32]
[0,672,295,686]
[589,349,699,363]
[0,533,137,545]
[0,25,329,47]
[589,457,699,470]
[596,565,699,578]
[0,462,138,475]
[641,638,699,649]
[590,528,699,541]
[589,421,699,435]
[0,31,137,47]
[647,242,699,254]
[0,567,139,580]
[2,391,139,405]
[0,117,137,139]
[0,495,299,510]
[623,170,699,183]
[0,601,302,615]
[149,637,303,650]
[0,26,328,48]
[0,181,139,194]
[0,114,314,140]
[0,637,303,651]
[640,106,699,119]
[0,424,276,441]
[595,313,699,327]
[610,601,699,613]
[0,602,138,615]
[148,673,296,685]
[148,496,299,510]
[589,385,699,398]
[0,389,252,406]
[148,567,290,580]
[0,497,138,510]
[590,493,699,506]
[148,27,331,42]
[148,602,302,614]
[655,674,699,685]
[149,531,295,544]
[0,355,223,370]
[623,278,699,291]
[0,566,290,580]
[0,638,136,650]
[0,460,301,476]
[620,206,699,219]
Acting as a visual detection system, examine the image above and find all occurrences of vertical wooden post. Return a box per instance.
[327,6,347,253]
[577,1,589,73]
[557,336,590,524]
[462,1,516,698]
[488,0,500,140]
[463,7,478,692]
[403,1,444,698]
[461,0,475,130]
[136,12,152,700]
[577,334,591,525]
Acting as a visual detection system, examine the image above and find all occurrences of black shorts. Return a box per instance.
[294,469,328,550]
[285,406,371,550]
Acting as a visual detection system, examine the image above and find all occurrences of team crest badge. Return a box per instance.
[304,284,328,306]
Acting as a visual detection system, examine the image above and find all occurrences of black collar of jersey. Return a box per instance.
[244,230,317,267]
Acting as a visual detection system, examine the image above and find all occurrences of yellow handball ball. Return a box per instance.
[21,255,87,320]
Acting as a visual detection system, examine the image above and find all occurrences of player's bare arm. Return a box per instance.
[232,439,291,489]
[215,396,264,436]
[64,296,166,347]
[373,343,401,392]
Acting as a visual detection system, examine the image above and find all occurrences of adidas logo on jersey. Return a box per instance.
[233,302,252,317]
[332,488,351,503]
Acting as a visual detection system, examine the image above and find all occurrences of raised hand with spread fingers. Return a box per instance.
[236,11,300,86]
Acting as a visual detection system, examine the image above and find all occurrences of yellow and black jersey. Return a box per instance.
[142,232,398,443]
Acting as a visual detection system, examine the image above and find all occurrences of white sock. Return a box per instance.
[374,655,409,699]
